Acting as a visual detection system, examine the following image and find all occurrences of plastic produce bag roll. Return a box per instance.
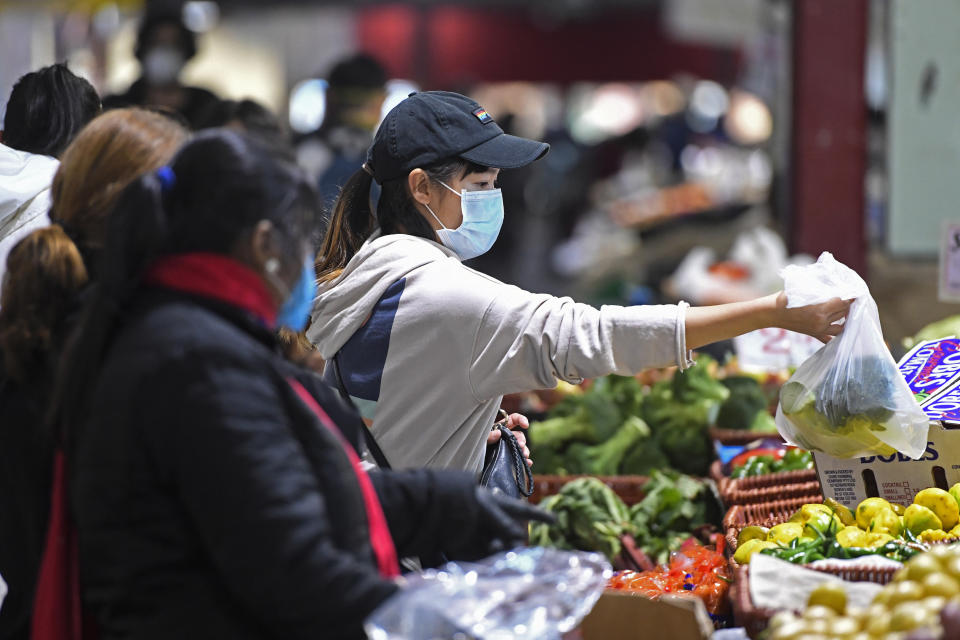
[774,252,929,459]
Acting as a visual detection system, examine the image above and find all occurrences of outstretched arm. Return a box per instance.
[685,292,851,350]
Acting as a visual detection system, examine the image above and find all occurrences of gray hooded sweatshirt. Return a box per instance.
[308,232,693,476]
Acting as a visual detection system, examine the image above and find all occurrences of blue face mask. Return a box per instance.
[275,257,317,331]
[424,181,504,260]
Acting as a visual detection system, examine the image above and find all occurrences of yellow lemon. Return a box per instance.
[836,526,869,548]
[923,572,960,598]
[887,580,925,607]
[807,582,847,615]
[914,487,960,529]
[904,554,943,583]
[825,497,856,527]
[920,529,952,543]
[865,532,895,549]
[904,503,943,536]
[791,503,834,524]
[888,602,935,631]
[733,539,777,564]
[868,508,902,536]
[949,482,960,511]
[891,502,906,516]
[856,497,894,529]
[737,525,769,546]
[768,522,804,545]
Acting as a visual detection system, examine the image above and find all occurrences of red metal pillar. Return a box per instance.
[790,0,869,276]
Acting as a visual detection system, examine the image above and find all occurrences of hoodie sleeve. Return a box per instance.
[468,284,694,401]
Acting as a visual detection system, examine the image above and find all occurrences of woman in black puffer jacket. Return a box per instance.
[48,130,545,640]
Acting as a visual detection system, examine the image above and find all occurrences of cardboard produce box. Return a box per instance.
[579,591,713,640]
[814,337,960,508]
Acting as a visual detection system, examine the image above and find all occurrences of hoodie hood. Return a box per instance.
[308,233,459,357]
[0,143,58,235]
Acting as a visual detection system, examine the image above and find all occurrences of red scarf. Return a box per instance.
[146,252,400,578]
[144,252,278,327]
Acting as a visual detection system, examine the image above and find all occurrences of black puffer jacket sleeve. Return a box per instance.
[370,469,487,560]
[140,354,398,638]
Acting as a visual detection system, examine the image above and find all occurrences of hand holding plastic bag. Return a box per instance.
[775,252,929,459]
[364,548,610,640]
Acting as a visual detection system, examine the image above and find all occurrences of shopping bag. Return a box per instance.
[774,252,929,459]
[364,547,609,640]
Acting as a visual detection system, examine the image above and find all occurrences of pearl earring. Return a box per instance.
[265,258,280,274]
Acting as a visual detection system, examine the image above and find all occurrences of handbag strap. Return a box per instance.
[331,353,392,470]
[493,420,535,498]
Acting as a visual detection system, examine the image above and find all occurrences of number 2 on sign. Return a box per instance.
[760,328,791,355]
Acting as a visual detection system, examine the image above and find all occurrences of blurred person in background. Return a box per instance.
[44,129,546,639]
[0,63,100,292]
[311,91,852,476]
[195,98,288,148]
[0,107,186,640]
[296,53,387,214]
[103,10,218,130]
[0,228,88,640]
[49,108,189,278]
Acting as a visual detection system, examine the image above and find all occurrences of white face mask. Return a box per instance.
[142,46,185,85]
[424,181,504,260]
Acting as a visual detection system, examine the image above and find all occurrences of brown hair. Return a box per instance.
[49,108,188,267]
[0,225,89,385]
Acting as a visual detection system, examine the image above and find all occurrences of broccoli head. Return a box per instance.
[671,355,730,405]
[562,416,650,476]
[619,437,669,475]
[715,376,768,430]
[529,410,598,451]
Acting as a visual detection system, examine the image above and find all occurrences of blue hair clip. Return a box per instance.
[156,166,176,192]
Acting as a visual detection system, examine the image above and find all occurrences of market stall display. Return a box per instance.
[530,354,778,478]
[766,544,960,639]
[729,489,960,572]
[529,472,721,566]
[606,539,730,617]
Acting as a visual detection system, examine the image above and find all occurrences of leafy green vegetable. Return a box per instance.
[715,376,768,430]
[530,375,644,454]
[629,470,721,564]
[528,477,634,560]
[748,410,779,434]
[529,473,721,565]
[619,437,668,476]
[562,416,650,476]
[652,398,717,476]
[671,355,730,405]
[904,315,960,348]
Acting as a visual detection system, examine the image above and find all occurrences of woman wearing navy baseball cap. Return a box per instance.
[310,90,851,475]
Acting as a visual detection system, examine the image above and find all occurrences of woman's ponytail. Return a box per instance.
[47,169,171,447]
[315,168,375,283]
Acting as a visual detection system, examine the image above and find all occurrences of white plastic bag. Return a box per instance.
[364,548,610,640]
[774,252,930,459]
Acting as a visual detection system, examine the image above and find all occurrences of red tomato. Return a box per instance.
[729,447,787,468]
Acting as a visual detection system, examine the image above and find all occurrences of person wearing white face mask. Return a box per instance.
[102,11,219,130]
[310,91,853,476]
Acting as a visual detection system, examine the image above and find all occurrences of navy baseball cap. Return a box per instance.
[365,91,549,184]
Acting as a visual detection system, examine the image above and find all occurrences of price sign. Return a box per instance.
[733,327,823,372]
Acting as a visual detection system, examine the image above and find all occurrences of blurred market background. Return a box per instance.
[1,0,956,352]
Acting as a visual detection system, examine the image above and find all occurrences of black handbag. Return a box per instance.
[330,354,534,499]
